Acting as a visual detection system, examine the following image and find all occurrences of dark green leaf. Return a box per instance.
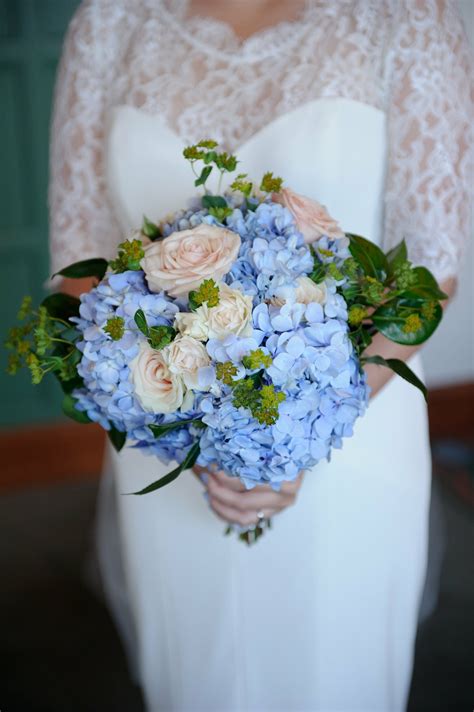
[148,325,176,350]
[142,216,161,240]
[59,374,84,394]
[149,418,203,439]
[348,326,373,355]
[188,291,200,312]
[372,301,442,345]
[362,355,427,401]
[409,267,449,300]
[202,195,228,209]
[195,165,212,187]
[41,293,80,320]
[62,393,92,424]
[208,206,233,222]
[386,239,408,278]
[203,150,217,165]
[246,198,258,212]
[127,441,201,495]
[134,309,149,337]
[347,233,388,279]
[53,258,108,281]
[108,425,127,452]
[309,261,327,284]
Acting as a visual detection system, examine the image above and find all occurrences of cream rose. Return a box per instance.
[130,342,188,414]
[295,276,327,305]
[174,308,209,341]
[207,283,253,339]
[271,276,327,307]
[273,188,344,243]
[140,224,241,297]
[167,335,211,389]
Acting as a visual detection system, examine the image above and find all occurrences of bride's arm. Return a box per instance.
[49,2,126,281]
[364,0,472,399]
[364,278,456,398]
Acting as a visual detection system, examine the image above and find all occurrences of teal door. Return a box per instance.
[0,0,80,427]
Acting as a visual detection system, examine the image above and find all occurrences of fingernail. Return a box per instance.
[199,472,209,485]
[202,490,210,504]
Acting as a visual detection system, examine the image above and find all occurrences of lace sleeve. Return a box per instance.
[48,1,128,275]
[383,0,473,282]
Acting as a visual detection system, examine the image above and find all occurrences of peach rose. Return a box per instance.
[167,335,211,389]
[273,188,344,243]
[207,283,253,339]
[130,342,191,414]
[140,224,241,297]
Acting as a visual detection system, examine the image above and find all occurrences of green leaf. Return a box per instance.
[203,150,217,165]
[148,325,176,350]
[142,216,161,240]
[41,293,80,320]
[202,195,228,210]
[362,355,427,402]
[246,198,259,212]
[62,393,92,424]
[127,441,201,495]
[309,261,327,284]
[408,267,449,300]
[195,165,212,187]
[59,374,84,394]
[372,301,442,345]
[347,233,388,279]
[108,425,127,452]
[53,258,108,281]
[386,239,408,280]
[149,418,203,439]
[134,309,149,337]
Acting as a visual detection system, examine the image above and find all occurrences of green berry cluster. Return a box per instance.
[232,379,285,426]
[104,316,125,341]
[189,279,220,310]
[109,238,145,273]
[260,172,283,193]
[5,296,79,384]
[215,361,239,386]
[242,348,272,370]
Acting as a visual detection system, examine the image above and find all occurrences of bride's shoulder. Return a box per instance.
[72,0,150,31]
[66,0,150,57]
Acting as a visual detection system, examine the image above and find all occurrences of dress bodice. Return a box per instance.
[106,99,387,247]
[49,0,472,281]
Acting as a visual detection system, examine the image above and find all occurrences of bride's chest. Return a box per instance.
[110,0,392,149]
[105,98,388,247]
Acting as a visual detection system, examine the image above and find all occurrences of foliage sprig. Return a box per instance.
[109,238,145,273]
[189,279,220,310]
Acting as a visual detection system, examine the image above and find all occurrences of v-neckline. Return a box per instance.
[156,0,316,63]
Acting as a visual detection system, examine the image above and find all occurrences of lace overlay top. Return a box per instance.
[49,0,472,280]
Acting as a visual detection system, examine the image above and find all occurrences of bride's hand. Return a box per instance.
[193,465,304,527]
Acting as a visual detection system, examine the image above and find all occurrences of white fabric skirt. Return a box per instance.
[96,354,431,712]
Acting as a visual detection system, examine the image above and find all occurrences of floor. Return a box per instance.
[0,440,472,712]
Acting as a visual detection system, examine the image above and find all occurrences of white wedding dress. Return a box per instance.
[49,1,472,710]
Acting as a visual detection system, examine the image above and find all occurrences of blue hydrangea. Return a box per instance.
[71,197,369,486]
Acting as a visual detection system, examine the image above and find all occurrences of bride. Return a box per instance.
[50,1,471,710]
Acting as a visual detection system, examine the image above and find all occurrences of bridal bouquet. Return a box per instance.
[7,141,446,542]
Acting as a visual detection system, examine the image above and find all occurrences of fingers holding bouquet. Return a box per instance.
[194,464,304,529]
